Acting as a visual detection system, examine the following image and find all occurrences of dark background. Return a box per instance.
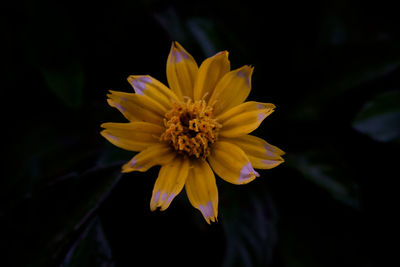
[2,0,399,266]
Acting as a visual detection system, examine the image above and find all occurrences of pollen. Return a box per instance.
[160,98,221,159]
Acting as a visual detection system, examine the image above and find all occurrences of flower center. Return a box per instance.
[160,99,221,159]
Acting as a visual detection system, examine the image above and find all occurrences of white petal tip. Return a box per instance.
[130,76,151,95]
[199,201,216,224]
[104,132,120,143]
[261,159,284,168]
[107,99,126,113]
[238,162,259,183]
[170,43,190,63]
[151,191,176,211]
[236,66,252,86]
[258,113,267,122]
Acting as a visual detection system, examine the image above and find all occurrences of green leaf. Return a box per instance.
[352,90,400,142]
[41,60,84,109]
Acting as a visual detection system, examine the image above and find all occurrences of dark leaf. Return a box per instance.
[293,43,400,120]
[187,17,221,57]
[221,190,277,267]
[288,152,360,209]
[352,90,400,142]
[154,8,228,58]
[41,60,84,109]
[61,216,115,267]
[3,164,122,267]
[154,7,187,43]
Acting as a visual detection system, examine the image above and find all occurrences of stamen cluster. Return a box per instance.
[161,99,221,158]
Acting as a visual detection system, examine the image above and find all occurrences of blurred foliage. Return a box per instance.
[61,216,114,267]
[221,189,277,267]
[41,60,84,110]
[353,90,400,142]
[3,160,122,266]
[3,0,399,266]
[288,151,360,209]
[294,44,400,120]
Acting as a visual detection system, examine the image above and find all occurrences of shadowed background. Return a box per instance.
[2,0,399,266]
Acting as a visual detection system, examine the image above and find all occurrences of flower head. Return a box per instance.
[101,42,285,223]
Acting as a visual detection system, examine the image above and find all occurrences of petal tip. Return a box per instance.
[199,201,217,224]
[258,112,268,122]
[264,143,285,157]
[216,50,229,58]
[169,41,190,63]
[128,75,152,95]
[257,103,276,110]
[261,159,284,168]
[238,162,259,184]
[150,190,161,211]
[107,99,126,113]
[101,130,120,143]
[160,193,176,211]
[151,190,177,212]
[122,158,142,173]
[236,65,253,87]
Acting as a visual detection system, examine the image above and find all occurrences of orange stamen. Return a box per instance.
[160,99,221,159]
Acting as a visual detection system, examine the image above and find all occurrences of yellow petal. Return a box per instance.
[208,65,254,115]
[100,122,164,152]
[208,141,259,185]
[185,160,218,224]
[218,102,275,138]
[247,156,284,169]
[107,90,165,124]
[127,75,179,110]
[193,51,230,102]
[121,143,176,173]
[226,135,285,169]
[166,41,198,100]
[150,156,190,211]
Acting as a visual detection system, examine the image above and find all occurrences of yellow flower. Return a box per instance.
[101,42,285,223]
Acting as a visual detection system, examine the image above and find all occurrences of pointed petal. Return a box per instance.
[185,160,218,224]
[166,41,198,100]
[226,135,285,169]
[127,75,179,109]
[193,51,230,101]
[247,157,284,169]
[107,90,165,124]
[217,102,275,138]
[208,65,254,115]
[100,122,164,152]
[150,156,190,211]
[208,141,259,185]
[122,143,176,173]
